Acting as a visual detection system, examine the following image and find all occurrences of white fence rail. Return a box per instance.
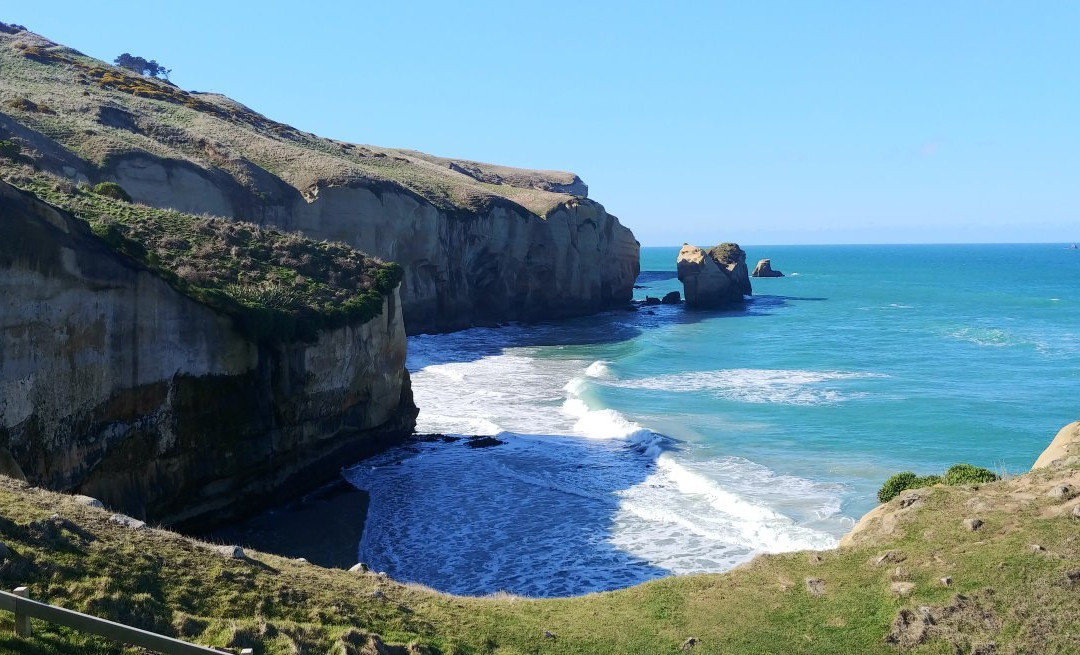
[1,588,248,655]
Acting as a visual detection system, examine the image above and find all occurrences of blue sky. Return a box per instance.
[11,2,1079,245]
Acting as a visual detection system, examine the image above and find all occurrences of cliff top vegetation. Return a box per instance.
[0,23,585,218]
[1,431,1079,654]
[2,168,401,342]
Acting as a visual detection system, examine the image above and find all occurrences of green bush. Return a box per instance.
[0,140,21,160]
[877,472,942,503]
[91,182,132,202]
[878,462,999,503]
[944,463,998,485]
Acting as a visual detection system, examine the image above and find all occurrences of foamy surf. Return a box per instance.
[349,344,851,597]
[604,369,885,405]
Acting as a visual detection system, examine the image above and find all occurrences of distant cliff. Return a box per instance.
[0,26,639,333]
[0,180,416,529]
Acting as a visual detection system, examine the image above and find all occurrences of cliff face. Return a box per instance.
[676,243,752,308]
[98,156,640,333]
[0,181,417,529]
[0,28,640,333]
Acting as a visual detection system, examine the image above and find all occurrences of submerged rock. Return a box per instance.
[751,258,784,277]
[676,243,751,308]
[466,436,506,449]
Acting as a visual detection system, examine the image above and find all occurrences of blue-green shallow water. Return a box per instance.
[347,244,1080,597]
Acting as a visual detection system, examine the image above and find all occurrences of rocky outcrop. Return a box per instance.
[0,181,417,530]
[841,421,1080,548]
[676,243,752,308]
[1032,422,1080,470]
[752,258,784,278]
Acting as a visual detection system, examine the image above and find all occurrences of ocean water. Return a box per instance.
[345,244,1080,598]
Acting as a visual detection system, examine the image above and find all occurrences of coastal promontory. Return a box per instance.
[0,26,639,333]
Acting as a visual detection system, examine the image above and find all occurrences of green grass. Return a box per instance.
[2,168,401,343]
[2,457,1079,654]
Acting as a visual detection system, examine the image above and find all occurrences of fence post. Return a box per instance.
[13,587,31,637]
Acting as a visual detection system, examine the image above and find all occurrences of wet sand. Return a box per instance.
[209,478,369,569]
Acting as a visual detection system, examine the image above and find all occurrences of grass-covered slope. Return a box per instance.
[2,429,1080,655]
[2,167,401,342]
[0,22,582,218]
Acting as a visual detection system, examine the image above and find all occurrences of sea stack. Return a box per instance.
[752,258,784,277]
[676,243,752,308]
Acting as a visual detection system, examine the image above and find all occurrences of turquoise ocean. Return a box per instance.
[346,244,1080,598]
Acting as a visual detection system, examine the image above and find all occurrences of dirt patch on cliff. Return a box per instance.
[887,590,1001,651]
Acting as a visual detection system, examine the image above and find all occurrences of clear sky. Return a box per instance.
[10,2,1079,245]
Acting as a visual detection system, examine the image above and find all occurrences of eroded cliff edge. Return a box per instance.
[0,27,640,333]
[0,181,417,530]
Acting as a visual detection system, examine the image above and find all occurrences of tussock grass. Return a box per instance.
[2,458,1080,654]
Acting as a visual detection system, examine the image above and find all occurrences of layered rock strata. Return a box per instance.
[0,181,417,529]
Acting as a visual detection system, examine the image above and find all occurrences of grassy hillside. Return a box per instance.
[0,22,582,218]
[2,432,1079,655]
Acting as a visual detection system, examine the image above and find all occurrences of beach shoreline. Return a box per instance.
[206,478,371,569]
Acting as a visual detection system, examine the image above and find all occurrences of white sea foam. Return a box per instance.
[585,360,613,378]
[352,347,853,596]
[947,327,1013,348]
[348,431,845,596]
[606,369,883,405]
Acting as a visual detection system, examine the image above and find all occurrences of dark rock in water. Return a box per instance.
[752,258,784,278]
[440,435,461,443]
[661,291,681,304]
[633,284,646,289]
[676,242,751,308]
[466,436,505,448]
[643,296,662,305]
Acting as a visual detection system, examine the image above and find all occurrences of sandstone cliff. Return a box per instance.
[676,242,752,308]
[0,180,417,529]
[0,27,640,333]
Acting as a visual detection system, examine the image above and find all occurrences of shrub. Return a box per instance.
[877,472,942,503]
[943,463,998,485]
[4,97,55,114]
[0,140,20,160]
[91,182,132,202]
